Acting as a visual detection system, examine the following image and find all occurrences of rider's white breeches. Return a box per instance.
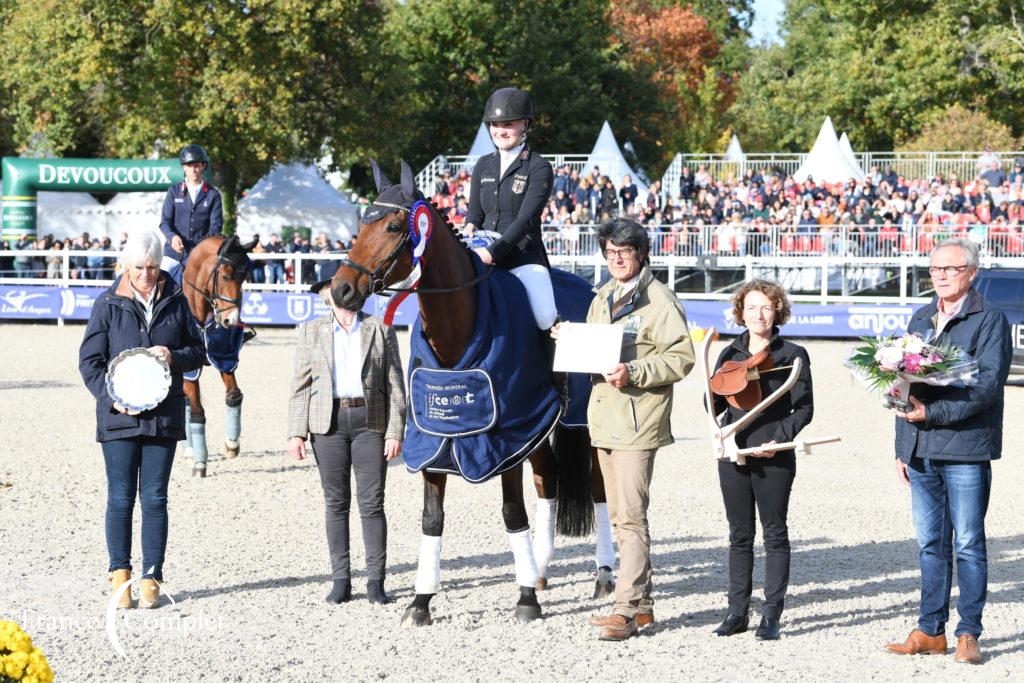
[510,263,558,330]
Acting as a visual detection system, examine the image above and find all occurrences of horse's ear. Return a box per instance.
[240,235,259,252]
[400,159,417,198]
[370,159,392,194]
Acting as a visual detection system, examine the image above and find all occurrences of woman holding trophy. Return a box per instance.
[79,230,206,610]
[708,279,814,641]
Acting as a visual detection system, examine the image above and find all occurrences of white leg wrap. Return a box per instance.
[508,529,539,588]
[594,502,616,570]
[190,422,208,464]
[225,403,242,442]
[414,535,442,595]
[510,264,558,329]
[532,499,557,578]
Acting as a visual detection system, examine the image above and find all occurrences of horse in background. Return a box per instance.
[180,234,258,477]
[327,160,613,627]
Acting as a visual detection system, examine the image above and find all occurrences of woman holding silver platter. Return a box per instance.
[79,230,205,609]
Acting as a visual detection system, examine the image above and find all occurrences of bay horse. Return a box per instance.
[180,234,259,478]
[326,160,611,626]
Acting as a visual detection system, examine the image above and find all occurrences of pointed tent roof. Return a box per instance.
[236,163,356,241]
[838,132,865,177]
[724,134,745,162]
[794,117,866,183]
[460,123,494,173]
[582,121,648,195]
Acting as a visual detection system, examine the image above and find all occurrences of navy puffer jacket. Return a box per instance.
[79,273,206,442]
[895,287,1011,462]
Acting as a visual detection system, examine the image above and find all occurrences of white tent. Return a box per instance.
[236,163,357,243]
[724,134,746,162]
[103,192,166,242]
[582,121,649,196]
[460,123,494,173]
[37,192,107,241]
[794,117,866,183]
[837,132,865,178]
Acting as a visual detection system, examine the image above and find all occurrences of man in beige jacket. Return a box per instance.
[565,218,694,641]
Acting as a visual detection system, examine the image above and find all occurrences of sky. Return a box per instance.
[750,0,785,44]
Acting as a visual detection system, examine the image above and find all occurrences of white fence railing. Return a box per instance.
[3,223,1022,303]
[661,150,1024,197]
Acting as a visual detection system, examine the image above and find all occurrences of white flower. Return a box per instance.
[874,345,904,370]
[900,334,925,354]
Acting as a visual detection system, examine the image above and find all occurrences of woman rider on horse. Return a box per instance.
[464,87,558,332]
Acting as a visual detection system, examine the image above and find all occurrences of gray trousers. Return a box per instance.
[310,404,387,580]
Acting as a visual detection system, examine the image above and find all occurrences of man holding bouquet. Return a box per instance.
[884,238,1011,665]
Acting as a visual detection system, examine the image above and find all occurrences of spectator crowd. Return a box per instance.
[6,155,1024,280]
[424,158,1024,258]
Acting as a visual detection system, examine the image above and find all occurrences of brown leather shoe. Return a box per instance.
[108,569,133,609]
[598,615,638,641]
[954,634,982,664]
[138,578,160,609]
[884,629,948,655]
[589,612,654,628]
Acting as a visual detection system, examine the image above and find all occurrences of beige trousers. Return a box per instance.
[597,448,657,619]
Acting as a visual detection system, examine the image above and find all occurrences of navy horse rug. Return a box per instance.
[403,259,592,483]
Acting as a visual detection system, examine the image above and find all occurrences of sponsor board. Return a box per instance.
[0,286,925,337]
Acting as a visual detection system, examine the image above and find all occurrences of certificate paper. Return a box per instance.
[553,322,623,374]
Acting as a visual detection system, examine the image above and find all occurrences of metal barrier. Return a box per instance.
[661,150,1024,199]
[2,225,1022,306]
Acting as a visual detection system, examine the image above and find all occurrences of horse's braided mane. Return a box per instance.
[428,199,472,253]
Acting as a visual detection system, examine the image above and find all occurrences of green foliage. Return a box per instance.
[898,104,1020,152]
[0,0,389,227]
[731,0,1024,152]
[383,0,663,171]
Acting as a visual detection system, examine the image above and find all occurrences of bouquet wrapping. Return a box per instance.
[844,332,979,411]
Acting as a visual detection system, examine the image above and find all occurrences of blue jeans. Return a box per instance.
[266,262,284,284]
[908,457,992,637]
[101,437,177,580]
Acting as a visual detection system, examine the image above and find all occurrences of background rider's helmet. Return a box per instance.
[179,144,210,166]
[482,88,534,126]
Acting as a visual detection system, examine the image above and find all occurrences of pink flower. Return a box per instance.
[903,353,924,374]
[929,353,943,363]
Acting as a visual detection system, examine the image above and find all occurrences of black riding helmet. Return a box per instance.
[482,87,534,125]
[179,144,210,166]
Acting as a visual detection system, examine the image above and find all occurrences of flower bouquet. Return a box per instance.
[0,622,54,683]
[844,333,979,411]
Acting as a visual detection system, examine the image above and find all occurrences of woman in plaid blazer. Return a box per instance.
[287,294,407,605]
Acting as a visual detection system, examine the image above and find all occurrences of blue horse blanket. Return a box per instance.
[550,268,595,428]
[404,258,563,483]
[183,319,244,381]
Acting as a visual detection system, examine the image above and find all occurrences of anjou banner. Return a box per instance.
[1,157,184,243]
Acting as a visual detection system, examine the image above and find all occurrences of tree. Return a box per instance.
[898,104,1019,152]
[382,0,663,173]
[729,0,1024,153]
[1,0,389,227]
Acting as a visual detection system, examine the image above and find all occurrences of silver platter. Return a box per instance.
[105,348,171,412]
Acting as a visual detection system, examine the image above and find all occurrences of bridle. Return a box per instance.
[338,203,492,295]
[184,252,248,317]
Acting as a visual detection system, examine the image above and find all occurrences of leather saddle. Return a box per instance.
[710,348,775,410]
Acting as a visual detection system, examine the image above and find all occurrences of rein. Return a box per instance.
[338,205,492,295]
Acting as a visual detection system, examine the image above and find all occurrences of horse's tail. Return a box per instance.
[553,423,594,537]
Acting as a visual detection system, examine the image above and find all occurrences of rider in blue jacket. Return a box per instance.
[159,144,224,283]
